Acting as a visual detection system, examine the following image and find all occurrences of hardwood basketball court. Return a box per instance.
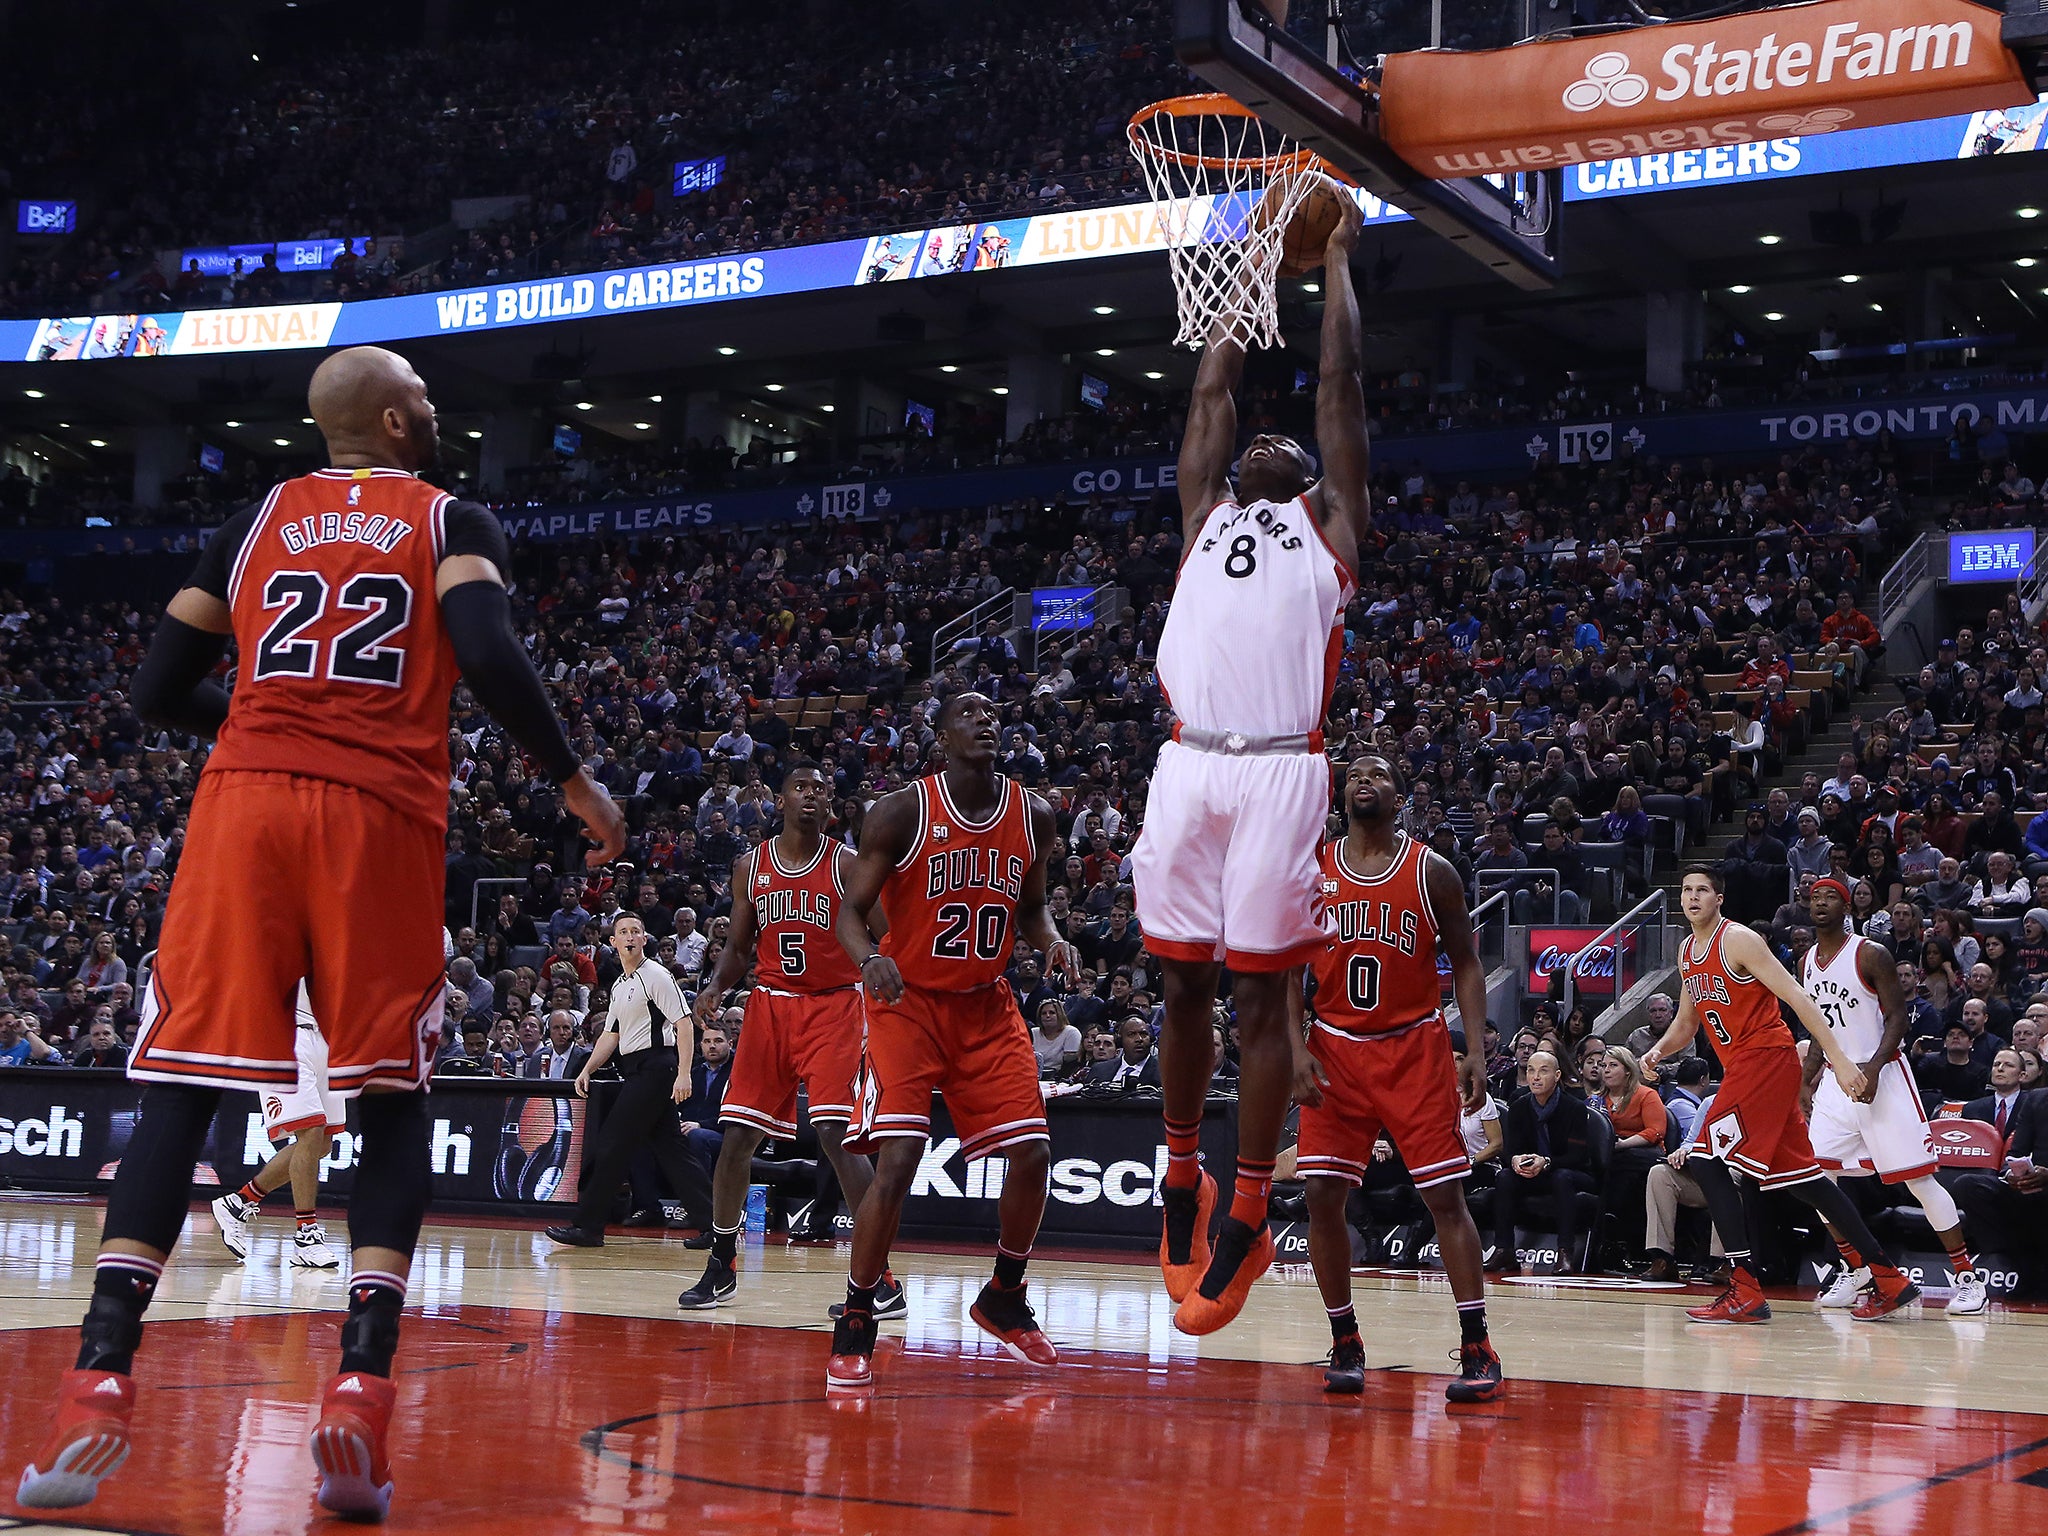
[3,1196,2045,1534]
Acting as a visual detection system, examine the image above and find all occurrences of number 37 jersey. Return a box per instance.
[879,774,1037,992]
[196,467,501,828]
[1156,494,1355,738]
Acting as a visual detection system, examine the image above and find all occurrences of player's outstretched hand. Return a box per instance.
[1291,1037,1328,1109]
[1044,939,1079,984]
[1830,1059,1868,1103]
[1325,189,1363,259]
[691,987,720,1031]
[563,768,627,866]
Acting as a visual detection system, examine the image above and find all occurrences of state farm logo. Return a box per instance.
[1564,52,1650,111]
[1756,106,1856,133]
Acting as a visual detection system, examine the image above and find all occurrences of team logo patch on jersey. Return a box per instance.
[757,873,771,887]
[931,825,950,841]
[1322,879,1340,894]
[347,484,361,506]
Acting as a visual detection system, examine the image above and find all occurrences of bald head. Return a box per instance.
[308,347,438,472]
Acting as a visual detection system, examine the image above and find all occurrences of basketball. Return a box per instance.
[1265,172,1347,276]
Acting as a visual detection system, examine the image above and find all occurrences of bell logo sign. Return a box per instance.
[1382,0,2025,176]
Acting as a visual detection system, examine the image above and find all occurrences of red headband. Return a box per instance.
[1811,877,1853,903]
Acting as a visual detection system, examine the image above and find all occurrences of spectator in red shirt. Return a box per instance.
[1819,592,1883,681]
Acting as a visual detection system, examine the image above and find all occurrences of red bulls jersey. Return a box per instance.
[207,468,460,828]
[1310,835,1443,1037]
[879,773,1035,992]
[1679,916,1792,1055]
[747,837,860,994]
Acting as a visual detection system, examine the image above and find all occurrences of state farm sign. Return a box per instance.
[1527,926,1636,997]
[1382,0,2027,176]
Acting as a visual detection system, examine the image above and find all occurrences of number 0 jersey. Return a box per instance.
[1309,835,1444,1038]
[745,837,860,994]
[1679,916,1793,1056]
[192,468,509,829]
[878,773,1036,992]
[1155,494,1355,738]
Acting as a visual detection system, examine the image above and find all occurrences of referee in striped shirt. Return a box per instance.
[546,915,694,1246]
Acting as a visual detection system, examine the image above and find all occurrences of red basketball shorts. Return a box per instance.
[1690,1042,1822,1188]
[131,771,448,1097]
[1296,1012,1472,1189]
[721,985,864,1136]
[851,979,1049,1162]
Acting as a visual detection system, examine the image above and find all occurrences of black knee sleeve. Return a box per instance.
[102,1083,222,1254]
[346,1091,433,1255]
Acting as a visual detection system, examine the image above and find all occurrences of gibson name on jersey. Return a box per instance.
[925,846,1025,902]
[1199,501,1305,555]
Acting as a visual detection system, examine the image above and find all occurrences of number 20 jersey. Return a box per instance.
[878,773,1036,992]
[205,467,468,828]
[1155,494,1354,738]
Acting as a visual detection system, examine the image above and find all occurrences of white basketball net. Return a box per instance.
[1127,95,1323,352]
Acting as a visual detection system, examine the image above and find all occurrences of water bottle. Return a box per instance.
[744,1184,768,1238]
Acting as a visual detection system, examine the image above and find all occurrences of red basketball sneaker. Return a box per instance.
[1173,1218,1275,1336]
[1686,1268,1772,1323]
[969,1282,1059,1366]
[310,1371,397,1521]
[1850,1273,1922,1322]
[1159,1170,1217,1304]
[827,1309,878,1391]
[16,1369,135,1509]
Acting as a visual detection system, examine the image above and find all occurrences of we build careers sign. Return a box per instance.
[1382,0,2029,174]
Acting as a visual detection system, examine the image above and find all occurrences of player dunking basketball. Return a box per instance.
[827,693,1076,1390]
[1801,878,1988,1317]
[1132,193,1368,1334]
[17,346,624,1519]
[677,760,884,1312]
[1301,755,1503,1401]
[1644,866,1916,1324]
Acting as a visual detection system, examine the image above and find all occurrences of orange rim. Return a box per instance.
[1127,93,1328,176]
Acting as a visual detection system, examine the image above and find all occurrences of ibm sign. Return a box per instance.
[15,200,76,236]
[1949,529,2037,583]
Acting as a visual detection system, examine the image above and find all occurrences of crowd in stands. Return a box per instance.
[0,386,2043,1281]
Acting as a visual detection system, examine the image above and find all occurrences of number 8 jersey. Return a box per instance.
[198,467,503,828]
[878,773,1037,992]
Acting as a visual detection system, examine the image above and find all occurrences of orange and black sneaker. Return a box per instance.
[1159,1171,1216,1304]
[1323,1334,1366,1395]
[827,1308,878,1391]
[16,1368,135,1509]
[1686,1268,1772,1324]
[1173,1217,1275,1336]
[310,1370,397,1521]
[970,1282,1059,1366]
[1850,1271,1922,1322]
[1445,1341,1505,1403]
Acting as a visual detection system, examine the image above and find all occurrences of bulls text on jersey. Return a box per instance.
[1683,969,1733,1007]
[924,846,1025,902]
[1324,894,1420,956]
[755,887,831,929]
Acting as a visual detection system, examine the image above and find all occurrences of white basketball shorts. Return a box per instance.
[1130,739,1330,972]
[1810,1057,1937,1183]
[260,986,343,1141]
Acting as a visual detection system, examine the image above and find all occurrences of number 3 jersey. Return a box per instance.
[191,468,509,829]
[1155,494,1355,738]
[1308,835,1444,1038]
[878,772,1036,992]
[1679,915,1794,1056]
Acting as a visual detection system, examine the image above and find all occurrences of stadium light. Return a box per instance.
[991,387,1008,396]
[1839,274,1860,284]
[1145,371,1164,380]
[2019,208,2042,219]
[466,430,482,439]
[1093,305,1116,315]
[273,437,291,447]
[648,394,662,403]
[821,404,835,412]
[1302,282,1320,293]
[939,365,958,373]
[225,420,241,428]
[765,383,784,390]
[23,389,43,399]
[1728,285,1751,294]
[574,401,593,410]
[1758,234,1781,245]
[2018,257,2040,268]
[1763,311,1785,321]
[633,422,652,431]
[1095,348,1115,356]
[89,439,107,449]
[717,346,737,356]
[301,416,314,425]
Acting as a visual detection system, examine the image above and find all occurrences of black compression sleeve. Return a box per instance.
[131,616,233,739]
[440,579,580,782]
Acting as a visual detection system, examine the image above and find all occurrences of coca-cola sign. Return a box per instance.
[1526,927,1636,998]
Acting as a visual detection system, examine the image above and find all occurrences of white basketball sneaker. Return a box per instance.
[1947,1271,1990,1317]
[291,1224,342,1270]
[210,1193,255,1261]
[1818,1266,1872,1308]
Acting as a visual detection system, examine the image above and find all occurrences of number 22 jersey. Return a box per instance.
[190,467,511,828]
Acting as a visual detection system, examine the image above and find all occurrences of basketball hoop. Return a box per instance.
[1127,94,1331,352]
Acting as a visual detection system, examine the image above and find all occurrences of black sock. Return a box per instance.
[1792,1177,1898,1275]
[844,1278,877,1316]
[1457,1300,1488,1347]
[992,1243,1029,1291]
[1685,1154,1752,1259]
[712,1224,739,1266]
[339,1272,407,1378]
[1328,1306,1358,1343]
[77,1254,163,1373]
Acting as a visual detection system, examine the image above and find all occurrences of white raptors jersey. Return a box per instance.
[1157,496,1355,737]
[1800,935,1884,1059]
